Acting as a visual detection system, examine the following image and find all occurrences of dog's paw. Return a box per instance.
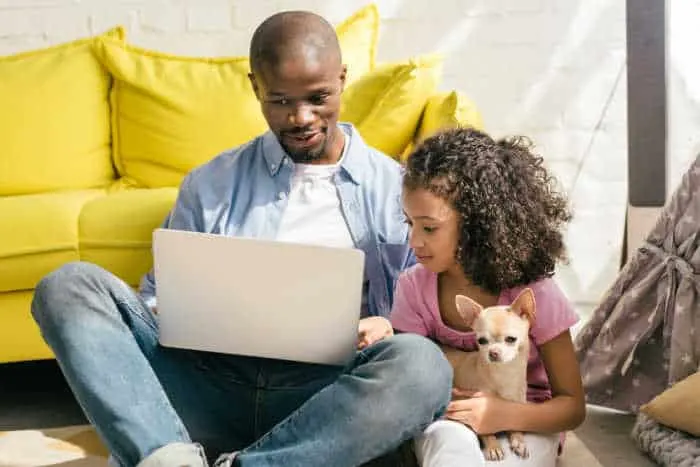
[482,435,505,461]
[508,432,529,459]
[484,447,506,462]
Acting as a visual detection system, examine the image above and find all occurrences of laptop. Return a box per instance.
[152,228,365,366]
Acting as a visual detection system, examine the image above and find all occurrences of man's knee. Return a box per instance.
[32,261,113,323]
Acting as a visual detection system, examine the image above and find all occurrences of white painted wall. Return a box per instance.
[1,0,696,318]
[668,1,700,192]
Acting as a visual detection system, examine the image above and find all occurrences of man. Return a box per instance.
[31,11,452,467]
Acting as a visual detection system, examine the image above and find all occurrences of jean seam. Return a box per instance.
[112,295,192,443]
[242,348,373,454]
[242,376,338,454]
[114,295,158,333]
[192,354,258,387]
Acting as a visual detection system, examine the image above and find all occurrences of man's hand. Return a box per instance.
[357,317,393,350]
[445,390,514,435]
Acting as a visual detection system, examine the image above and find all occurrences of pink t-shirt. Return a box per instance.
[390,264,579,403]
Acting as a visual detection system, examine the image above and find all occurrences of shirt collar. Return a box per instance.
[261,131,287,176]
[261,123,371,185]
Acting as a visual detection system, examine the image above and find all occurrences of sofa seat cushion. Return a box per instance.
[79,187,178,287]
[0,291,52,363]
[0,190,105,293]
[0,27,122,196]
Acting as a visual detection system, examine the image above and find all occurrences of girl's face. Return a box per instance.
[402,187,460,274]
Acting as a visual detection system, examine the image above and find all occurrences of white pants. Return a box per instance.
[414,420,559,467]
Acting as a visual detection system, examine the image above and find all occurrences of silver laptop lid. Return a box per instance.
[153,228,365,366]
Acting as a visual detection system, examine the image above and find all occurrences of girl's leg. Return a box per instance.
[414,420,485,467]
[415,422,560,467]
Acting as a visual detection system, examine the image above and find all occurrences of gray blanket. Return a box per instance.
[632,413,700,466]
[574,155,700,412]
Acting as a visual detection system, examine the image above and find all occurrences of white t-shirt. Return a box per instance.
[276,135,354,249]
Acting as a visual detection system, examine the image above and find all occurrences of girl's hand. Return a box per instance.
[357,317,394,349]
[445,391,514,435]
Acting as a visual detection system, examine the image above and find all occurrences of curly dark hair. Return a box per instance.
[403,127,572,294]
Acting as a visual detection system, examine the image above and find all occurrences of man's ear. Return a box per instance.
[455,295,482,328]
[511,288,536,326]
[339,64,347,93]
[248,73,261,101]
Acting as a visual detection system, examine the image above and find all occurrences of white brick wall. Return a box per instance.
[1,0,697,315]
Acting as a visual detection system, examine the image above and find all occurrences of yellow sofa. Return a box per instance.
[0,4,483,364]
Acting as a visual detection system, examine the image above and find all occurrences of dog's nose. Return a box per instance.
[488,350,500,362]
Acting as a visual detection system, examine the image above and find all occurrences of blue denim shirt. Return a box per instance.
[139,123,415,318]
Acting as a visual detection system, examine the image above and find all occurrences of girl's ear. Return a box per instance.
[511,288,536,326]
[455,295,482,327]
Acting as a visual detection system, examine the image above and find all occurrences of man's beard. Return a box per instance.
[283,138,327,163]
[281,130,329,163]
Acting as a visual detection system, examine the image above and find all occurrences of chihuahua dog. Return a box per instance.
[440,288,536,461]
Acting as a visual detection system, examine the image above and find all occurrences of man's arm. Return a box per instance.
[138,174,203,309]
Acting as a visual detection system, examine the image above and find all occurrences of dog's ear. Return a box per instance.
[511,288,536,326]
[455,295,482,327]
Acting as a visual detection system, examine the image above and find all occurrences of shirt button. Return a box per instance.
[270,164,277,170]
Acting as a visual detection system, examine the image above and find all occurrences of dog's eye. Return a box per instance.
[477,337,489,345]
[505,336,517,344]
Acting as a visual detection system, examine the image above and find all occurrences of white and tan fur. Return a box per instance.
[440,288,536,461]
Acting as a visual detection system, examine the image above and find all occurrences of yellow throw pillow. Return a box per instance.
[341,55,443,158]
[401,90,484,162]
[336,3,379,84]
[417,91,484,141]
[0,27,122,195]
[95,37,265,187]
[640,371,700,436]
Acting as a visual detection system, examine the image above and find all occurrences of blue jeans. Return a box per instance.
[31,262,452,467]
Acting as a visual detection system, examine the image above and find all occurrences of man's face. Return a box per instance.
[249,54,346,164]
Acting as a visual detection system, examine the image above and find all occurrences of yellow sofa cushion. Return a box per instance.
[340,55,443,158]
[94,37,262,188]
[0,28,122,196]
[336,3,379,84]
[0,190,105,293]
[0,291,52,363]
[95,4,380,188]
[79,188,178,286]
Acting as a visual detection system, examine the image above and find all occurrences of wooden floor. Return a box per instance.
[0,360,657,466]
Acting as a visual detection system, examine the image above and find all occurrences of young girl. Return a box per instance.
[390,127,585,466]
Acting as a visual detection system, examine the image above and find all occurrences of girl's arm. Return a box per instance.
[508,329,586,433]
